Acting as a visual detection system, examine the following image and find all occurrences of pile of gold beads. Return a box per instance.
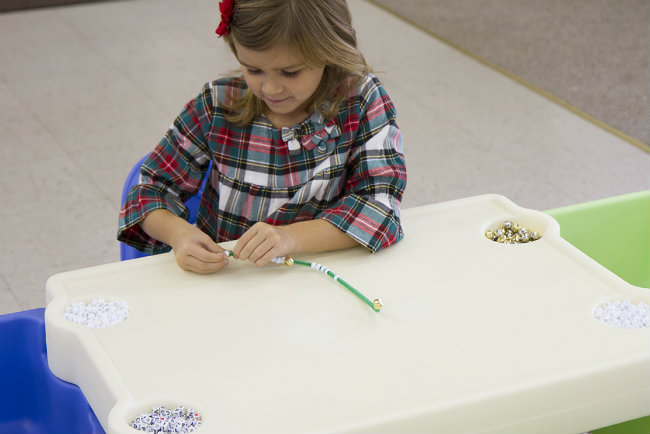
[485,220,540,244]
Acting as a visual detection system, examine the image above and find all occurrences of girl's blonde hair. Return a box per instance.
[222,0,370,126]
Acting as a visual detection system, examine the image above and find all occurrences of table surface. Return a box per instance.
[44,195,650,434]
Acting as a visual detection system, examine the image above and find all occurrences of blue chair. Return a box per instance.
[119,156,210,260]
[0,309,104,434]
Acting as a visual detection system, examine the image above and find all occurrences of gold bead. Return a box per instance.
[284,257,294,266]
[485,230,495,240]
[373,298,383,311]
[512,223,522,233]
[496,235,506,243]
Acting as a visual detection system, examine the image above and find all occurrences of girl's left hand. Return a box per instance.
[233,222,296,266]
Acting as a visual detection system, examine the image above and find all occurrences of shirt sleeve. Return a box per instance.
[317,76,407,253]
[117,83,216,254]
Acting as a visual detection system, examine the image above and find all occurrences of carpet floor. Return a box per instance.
[370,0,650,150]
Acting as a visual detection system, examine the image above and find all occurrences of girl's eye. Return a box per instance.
[246,68,263,75]
[282,70,300,78]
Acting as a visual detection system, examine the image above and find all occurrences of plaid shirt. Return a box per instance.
[118,74,406,254]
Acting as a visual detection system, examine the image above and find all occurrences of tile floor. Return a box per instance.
[1,0,648,315]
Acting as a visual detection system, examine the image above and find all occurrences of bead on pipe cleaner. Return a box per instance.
[269,256,294,266]
[219,250,381,312]
[292,258,381,312]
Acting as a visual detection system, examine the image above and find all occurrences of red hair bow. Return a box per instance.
[215,0,235,37]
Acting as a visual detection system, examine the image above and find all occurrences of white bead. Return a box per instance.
[130,405,201,433]
[595,299,650,328]
[62,298,129,328]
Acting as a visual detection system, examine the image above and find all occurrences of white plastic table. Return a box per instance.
[45,195,650,433]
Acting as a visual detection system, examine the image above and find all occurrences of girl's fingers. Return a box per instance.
[234,223,293,265]
[175,241,228,274]
[170,225,229,274]
[202,238,226,254]
[193,246,228,264]
[234,230,265,261]
[249,239,276,266]
[187,234,227,263]
[182,254,228,274]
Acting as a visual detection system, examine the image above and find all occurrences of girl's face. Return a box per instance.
[234,40,325,128]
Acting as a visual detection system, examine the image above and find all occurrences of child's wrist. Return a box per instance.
[142,209,188,249]
[167,218,194,249]
[278,225,298,256]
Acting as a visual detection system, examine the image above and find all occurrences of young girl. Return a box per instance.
[118,0,407,274]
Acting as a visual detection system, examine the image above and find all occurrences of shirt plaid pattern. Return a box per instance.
[118,74,407,254]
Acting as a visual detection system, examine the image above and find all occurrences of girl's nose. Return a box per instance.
[261,77,283,95]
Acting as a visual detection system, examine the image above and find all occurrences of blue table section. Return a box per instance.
[0,308,104,434]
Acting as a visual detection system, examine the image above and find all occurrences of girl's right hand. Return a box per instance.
[140,209,229,274]
[170,224,229,274]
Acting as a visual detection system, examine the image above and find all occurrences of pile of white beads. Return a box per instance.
[62,299,129,328]
[594,300,650,329]
[130,405,202,433]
